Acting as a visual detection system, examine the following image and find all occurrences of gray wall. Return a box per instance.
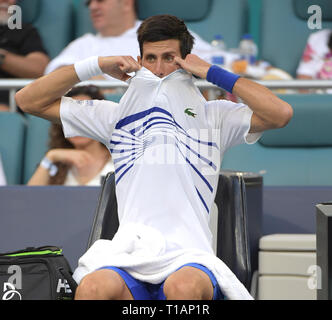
[0,186,100,270]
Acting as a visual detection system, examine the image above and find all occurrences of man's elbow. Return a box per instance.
[275,102,293,128]
[15,89,32,113]
[15,90,23,109]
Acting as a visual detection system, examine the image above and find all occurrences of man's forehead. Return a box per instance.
[142,39,181,55]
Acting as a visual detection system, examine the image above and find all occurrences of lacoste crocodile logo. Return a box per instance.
[184,108,196,118]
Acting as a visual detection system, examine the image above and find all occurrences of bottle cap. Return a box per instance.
[211,56,224,65]
[214,34,224,40]
[241,33,253,40]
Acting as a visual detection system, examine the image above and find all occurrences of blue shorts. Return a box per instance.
[98,263,224,300]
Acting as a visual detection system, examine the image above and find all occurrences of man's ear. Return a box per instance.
[137,56,142,65]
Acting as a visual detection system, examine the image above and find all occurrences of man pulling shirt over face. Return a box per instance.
[16,14,293,300]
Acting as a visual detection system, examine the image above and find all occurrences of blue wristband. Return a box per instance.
[206,65,240,93]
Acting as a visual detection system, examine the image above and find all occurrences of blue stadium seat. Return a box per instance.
[18,0,74,58]
[73,0,93,38]
[104,93,123,103]
[259,0,332,76]
[22,114,50,184]
[73,0,248,48]
[0,113,26,185]
[221,94,332,186]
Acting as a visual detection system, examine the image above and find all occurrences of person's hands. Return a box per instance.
[98,56,141,81]
[174,54,211,79]
[46,149,95,169]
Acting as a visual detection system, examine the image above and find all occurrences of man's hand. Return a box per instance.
[46,149,94,169]
[98,56,141,81]
[28,148,98,185]
[174,54,211,79]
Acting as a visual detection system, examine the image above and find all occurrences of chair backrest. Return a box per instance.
[87,172,118,247]
[22,114,50,184]
[18,0,74,58]
[87,171,252,290]
[214,171,252,289]
[259,0,332,76]
[222,94,332,186]
[73,0,247,48]
[0,113,26,185]
[138,0,248,47]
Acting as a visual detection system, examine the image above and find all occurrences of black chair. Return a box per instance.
[87,170,261,291]
[316,202,332,300]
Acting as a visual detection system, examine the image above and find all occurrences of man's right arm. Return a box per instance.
[15,56,141,123]
[15,64,80,123]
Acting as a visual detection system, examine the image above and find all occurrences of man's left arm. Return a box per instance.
[0,49,49,78]
[0,25,50,78]
[231,77,293,133]
[175,54,293,133]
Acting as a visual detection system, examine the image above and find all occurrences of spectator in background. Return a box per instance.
[297,29,332,80]
[27,86,114,186]
[0,0,49,111]
[44,0,214,77]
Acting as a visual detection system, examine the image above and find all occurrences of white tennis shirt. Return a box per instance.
[60,67,259,255]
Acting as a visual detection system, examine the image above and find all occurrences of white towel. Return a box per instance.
[73,223,253,300]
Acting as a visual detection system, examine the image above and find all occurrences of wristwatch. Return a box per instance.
[40,156,58,177]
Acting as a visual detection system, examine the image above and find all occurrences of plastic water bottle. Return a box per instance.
[238,34,258,65]
[210,34,226,66]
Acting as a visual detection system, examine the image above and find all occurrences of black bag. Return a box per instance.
[0,246,77,300]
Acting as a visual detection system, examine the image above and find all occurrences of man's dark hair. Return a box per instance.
[137,14,195,59]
